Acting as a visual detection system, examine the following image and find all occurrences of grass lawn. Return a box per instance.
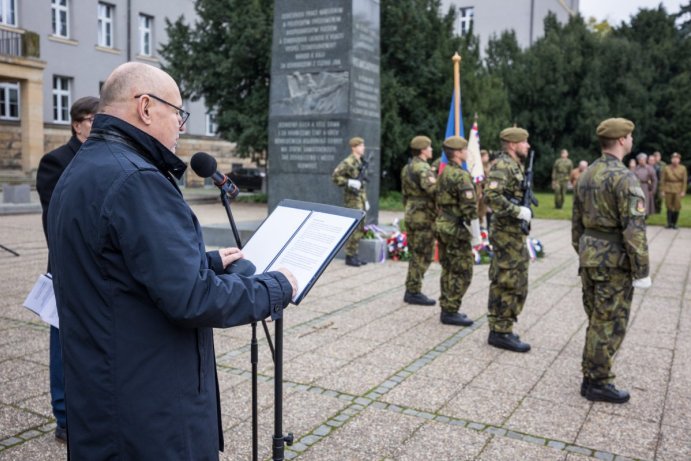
[379,190,690,228]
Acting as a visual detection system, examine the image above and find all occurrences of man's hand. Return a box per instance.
[219,247,244,269]
[276,267,298,298]
[517,206,532,223]
[347,179,362,190]
[632,276,652,289]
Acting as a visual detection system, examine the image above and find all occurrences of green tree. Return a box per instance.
[160,0,273,159]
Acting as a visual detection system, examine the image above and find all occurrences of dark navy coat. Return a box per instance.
[48,114,292,460]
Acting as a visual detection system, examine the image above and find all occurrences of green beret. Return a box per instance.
[500,127,529,143]
[349,137,364,147]
[410,135,432,150]
[596,118,635,139]
[443,136,468,150]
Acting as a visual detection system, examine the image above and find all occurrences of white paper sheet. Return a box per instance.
[267,211,355,301]
[23,273,60,328]
[241,206,311,273]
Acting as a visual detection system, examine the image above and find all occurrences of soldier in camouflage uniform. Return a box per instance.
[572,118,650,403]
[332,137,369,267]
[435,136,482,325]
[483,127,533,353]
[552,149,574,209]
[401,136,437,305]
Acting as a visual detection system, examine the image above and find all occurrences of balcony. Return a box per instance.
[0,28,40,59]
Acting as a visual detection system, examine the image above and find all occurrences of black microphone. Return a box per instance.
[190,152,240,199]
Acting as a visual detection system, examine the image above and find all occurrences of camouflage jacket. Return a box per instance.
[572,153,649,279]
[552,158,573,182]
[332,154,367,209]
[435,163,478,240]
[483,152,525,234]
[401,157,437,227]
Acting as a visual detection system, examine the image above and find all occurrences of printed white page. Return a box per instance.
[23,274,60,328]
[267,211,355,301]
[241,206,311,273]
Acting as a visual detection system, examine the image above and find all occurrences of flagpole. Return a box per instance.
[453,52,461,137]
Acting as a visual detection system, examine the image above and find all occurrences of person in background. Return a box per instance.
[401,135,438,305]
[572,118,650,403]
[332,137,369,267]
[570,160,588,190]
[633,153,657,216]
[483,127,533,353]
[36,95,100,443]
[661,152,687,229]
[47,62,296,459]
[435,136,481,326]
[551,149,573,209]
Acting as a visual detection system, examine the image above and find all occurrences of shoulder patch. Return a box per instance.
[488,180,498,190]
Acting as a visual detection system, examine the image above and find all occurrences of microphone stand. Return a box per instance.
[217,189,289,461]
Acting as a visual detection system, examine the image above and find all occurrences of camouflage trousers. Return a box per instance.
[580,266,633,384]
[488,230,528,333]
[437,232,473,313]
[345,219,365,257]
[405,227,435,293]
[554,180,568,209]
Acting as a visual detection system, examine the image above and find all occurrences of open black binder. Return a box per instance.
[242,199,365,304]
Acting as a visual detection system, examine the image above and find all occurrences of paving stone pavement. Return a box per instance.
[1,202,690,460]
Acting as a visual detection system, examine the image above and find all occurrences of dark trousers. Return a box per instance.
[50,326,66,428]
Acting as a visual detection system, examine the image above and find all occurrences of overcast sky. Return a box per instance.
[579,0,686,25]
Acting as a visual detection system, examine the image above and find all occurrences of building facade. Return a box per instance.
[441,0,579,51]
[0,0,240,186]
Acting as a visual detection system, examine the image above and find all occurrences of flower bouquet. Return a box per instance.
[472,228,493,265]
[386,231,410,261]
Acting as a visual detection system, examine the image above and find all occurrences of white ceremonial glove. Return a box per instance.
[517,206,532,223]
[470,218,482,246]
[364,200,370,212]
[632,276,652,289]
[347,179,362,190]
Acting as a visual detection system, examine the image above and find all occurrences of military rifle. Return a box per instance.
[519,149,539,235]
[357,151,373,183]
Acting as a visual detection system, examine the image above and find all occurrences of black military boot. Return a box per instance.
[403,291,436,306]
[345,255,361,267]
[440,311,473,326]
[488,331,531,353]
[672,211,680,229]
[665,211,673,228]
[585,382,630,404]
[580,377,592,397]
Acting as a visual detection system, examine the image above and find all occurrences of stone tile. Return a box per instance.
[0,432,66,461]
[662,394,691,429]
[656,424,691,461]
[294,440,371,460]
[0,359,45,384]
[380,374,462,413]
[396,420,490,460]
[14,394,53,420]
[314,359,393,396]
[576,411,659,461]
[419,354,489,386]
[529,360,592,409]
[440,385,523,426]
[506,396,589,444]
[494,344,560,371]
[0,405,48,439]
[282,387,350,437]
[319,336,380,362]
[327,407,424,458]
[476,435,567,461]
[471,362,543,395]
[220,381,275,422]
[283,352,349,385]
[221,417,273,461]
[0,370,50,405]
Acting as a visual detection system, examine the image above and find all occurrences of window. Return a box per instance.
[206,111,218,136]
[139,14,153,56]
[52,76,71,123]
[457,7,474,36]
[0,82,19,120]
[0,0,17,26]
[98,3,114,48]
[52,0,69,38]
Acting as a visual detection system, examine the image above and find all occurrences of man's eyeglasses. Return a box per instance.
[81,116,95,123]
[134,93,190,127]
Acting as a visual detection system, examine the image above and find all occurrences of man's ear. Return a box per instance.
[137,96,153,126]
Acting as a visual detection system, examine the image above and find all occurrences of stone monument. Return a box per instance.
[268,0,381,221]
